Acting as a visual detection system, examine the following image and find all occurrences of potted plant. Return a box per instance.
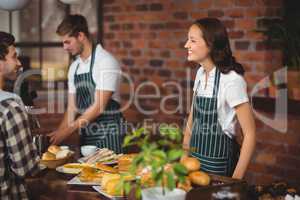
[119,124,189,200]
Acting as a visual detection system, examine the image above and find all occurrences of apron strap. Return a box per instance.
[74,43,97,86]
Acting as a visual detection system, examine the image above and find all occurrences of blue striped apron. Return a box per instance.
[190,69,239,176]
[74,45,125,154]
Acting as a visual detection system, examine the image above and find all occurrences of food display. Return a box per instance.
[100,172,135,196]
[65,152,137,198]
[41,145,73,160]
[40,145,74,168]
[248,182,300,200]
[188,171,211,187]
[180,156,201,172]
[117,153,138,172]
[78,167,104,183]
[176,156,210,190]
[48,145,62,155]
[78,148,122,165]
[41,152,56,161]
[57,163,93,174]
[95,162,118,173]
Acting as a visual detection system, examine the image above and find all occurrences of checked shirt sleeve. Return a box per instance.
[1,99,39,178]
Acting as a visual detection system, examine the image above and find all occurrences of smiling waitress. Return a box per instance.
[48,15,125,153]
[183,18,256,179]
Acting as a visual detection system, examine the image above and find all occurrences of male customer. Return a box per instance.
[0,31,39,200]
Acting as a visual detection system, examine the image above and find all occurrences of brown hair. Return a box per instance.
[193,18,245,75]
[0,31,15,60]
[56,14,90,39]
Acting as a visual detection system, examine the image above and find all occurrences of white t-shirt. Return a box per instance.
[68,44,121,103]
[193,67,249,138]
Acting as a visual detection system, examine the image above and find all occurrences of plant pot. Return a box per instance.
[142,187,186,200]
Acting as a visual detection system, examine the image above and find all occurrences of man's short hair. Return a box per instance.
[56,14,90,38]
[0,31,15,60]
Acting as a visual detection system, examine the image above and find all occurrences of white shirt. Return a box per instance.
[193,67,249,138]
[68,44,121,103]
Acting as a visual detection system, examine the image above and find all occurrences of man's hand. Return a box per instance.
[48,128,73,145]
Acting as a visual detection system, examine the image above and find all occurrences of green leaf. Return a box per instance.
[153,170,163,182]
[133,155,143,165]
[124,182,131,195]
[135,186,142,200]
[166,172,176,190]
[152,150,167,160]
[173,163,188,176]
[168,128,182,141]
[115,178,124,195]
[132,127,145,137]
[157,140,171,146]
[123,135,134,147]
[167,149,184,161]
[178,175,186,184]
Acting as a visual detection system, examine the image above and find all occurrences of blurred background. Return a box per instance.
[0,0,299,186]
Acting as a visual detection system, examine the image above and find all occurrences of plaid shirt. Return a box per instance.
[0,95,39,200]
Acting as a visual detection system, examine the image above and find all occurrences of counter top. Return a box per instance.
[27,169,105,200]
[26,168,247,200]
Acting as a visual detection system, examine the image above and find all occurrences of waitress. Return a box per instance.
[182,18,256,179]
[48,14,125,153]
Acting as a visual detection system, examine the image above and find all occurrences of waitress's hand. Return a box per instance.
[48,128,72,145]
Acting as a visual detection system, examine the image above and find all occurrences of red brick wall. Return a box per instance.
[102,0,284,123]
[34,0,300,185]
[100,0,300,185]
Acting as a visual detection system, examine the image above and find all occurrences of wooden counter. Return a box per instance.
[26,169,106,200]
[26,168,248,200]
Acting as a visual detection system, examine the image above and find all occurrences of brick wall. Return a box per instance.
[102,0,285,124]
[34,0,300,185]
[99,0,300,185]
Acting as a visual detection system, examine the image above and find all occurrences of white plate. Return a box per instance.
[67,175,101,186]
[78,157,118,165]
[56,166,81,174]
[92,186,124,200]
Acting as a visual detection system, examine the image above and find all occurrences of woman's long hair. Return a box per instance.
[193,18,245,75]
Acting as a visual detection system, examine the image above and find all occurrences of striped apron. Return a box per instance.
[74,45,125,154]
[190,69,240,176]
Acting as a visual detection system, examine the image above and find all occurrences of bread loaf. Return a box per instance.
[56,149,70,159]
[42,152,56,160]
[188,171,210,186]
[180,156,200,172]
[48,145,61,155]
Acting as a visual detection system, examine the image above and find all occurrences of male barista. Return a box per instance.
[48,14,125,153]
[0,31,39,200]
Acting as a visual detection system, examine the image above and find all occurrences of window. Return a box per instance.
[0,0,102,81]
